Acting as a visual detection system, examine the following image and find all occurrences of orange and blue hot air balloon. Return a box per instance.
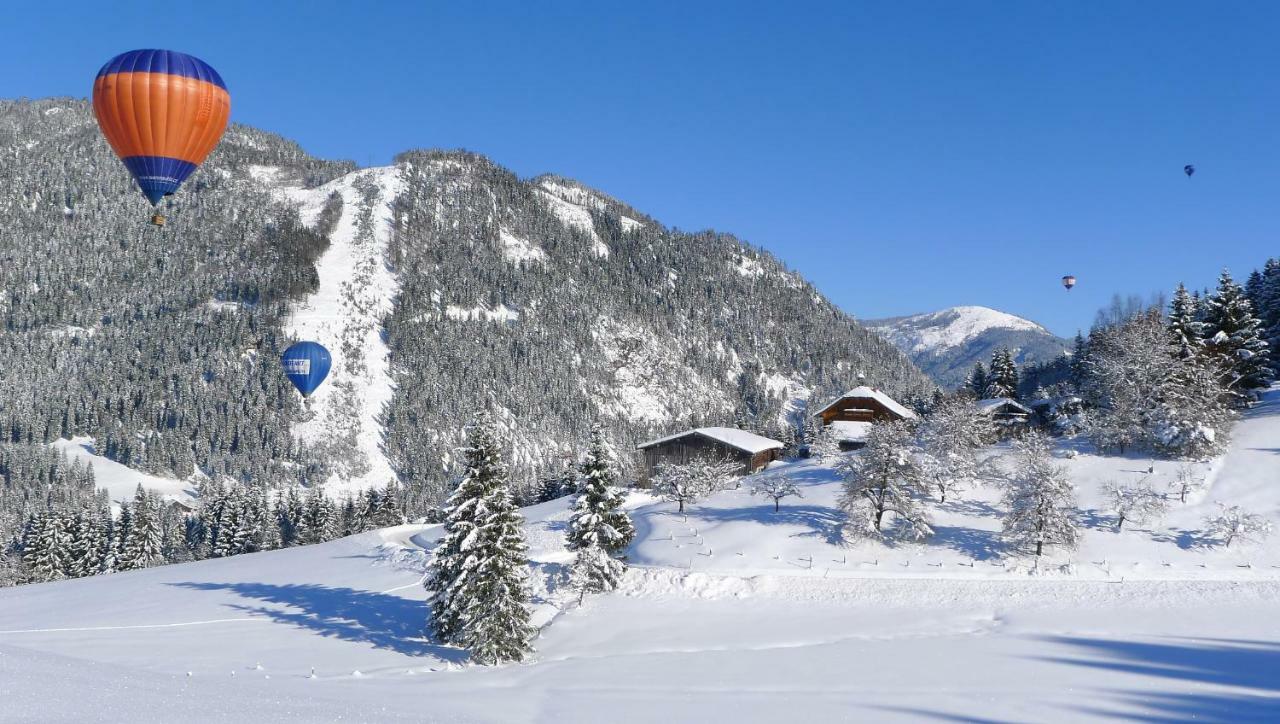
[92,50,230,220]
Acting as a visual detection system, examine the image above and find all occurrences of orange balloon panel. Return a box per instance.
[92,50,230,204]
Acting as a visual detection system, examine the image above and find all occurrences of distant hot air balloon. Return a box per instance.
[1184,164,1195,177]
[92,50,231,226]
[1062,275,1076,291]
[281,342,332,397]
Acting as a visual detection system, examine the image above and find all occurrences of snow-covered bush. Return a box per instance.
[916,397,989,503]
[1099,479,1169,531]
[752,478,802,513]
[651,457,739,514]
[1169,465,1206,504]
[837,422,933,542]
[997,431,1079,557]
[1202,504,1272,548]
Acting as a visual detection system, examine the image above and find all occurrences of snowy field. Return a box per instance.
[3,391,1280,722]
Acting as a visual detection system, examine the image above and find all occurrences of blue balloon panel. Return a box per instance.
[281,341,332,397]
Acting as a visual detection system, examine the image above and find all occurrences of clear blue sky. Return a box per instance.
[3,1,1278,337]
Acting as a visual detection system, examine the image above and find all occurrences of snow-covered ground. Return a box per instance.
[51,437,197,507]
[5,391,1279,722]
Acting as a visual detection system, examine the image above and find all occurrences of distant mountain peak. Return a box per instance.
[866,306,1067,389]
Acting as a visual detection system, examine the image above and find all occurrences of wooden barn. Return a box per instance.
[813,385,918,426]
[636,427,783,485]
[977,397,1034,437]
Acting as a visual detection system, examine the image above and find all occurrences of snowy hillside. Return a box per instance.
[0,98,932,512]
[4,391,1278,722]
[868,306,1070,388]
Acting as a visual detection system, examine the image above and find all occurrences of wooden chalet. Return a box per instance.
[636,427,783,485]
[977,397,1034,437]
[813,386,916,450]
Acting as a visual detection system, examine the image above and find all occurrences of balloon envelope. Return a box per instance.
[281,342,332,397]
[1184,164,1195,177]
[92,50,230,205]
[1062,275,1076,290]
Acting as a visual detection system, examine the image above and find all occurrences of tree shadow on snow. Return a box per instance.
[678,504,846,546]
[1031,635,1280,721]
[929,524,1004,561]
[169,581,466,662]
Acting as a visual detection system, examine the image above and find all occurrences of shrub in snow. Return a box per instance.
[1099,479,1169,531]
[806,422,843,462]
[1169,465,1206,504]
[837,421,933,542]
[752,478,802,513]
[916,397,989,502]
[1202,504,1272,548]
[652,457,739,514]
[569,543,626,604]
[997,431,1079,557]
[424,411,534,665]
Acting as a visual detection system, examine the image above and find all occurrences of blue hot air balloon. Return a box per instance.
[281,342,331,397]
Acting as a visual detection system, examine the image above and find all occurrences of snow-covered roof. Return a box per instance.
[976,398,1033,415]
[637,427,784,454]
[814,386,917,420]
[828,420,873,442]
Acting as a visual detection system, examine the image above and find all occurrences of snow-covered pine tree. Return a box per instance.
[300,487,336,545]
[984,348,1019,399]
[118,486,165,571]
[1253,257,1280,366]
[425,411,534,664]
[565,425,635,556]
[1168,283,1203,359]
[370,483,405,528]
[68,507,108,578]
[837,421,933,542]
[21,510,72,582]
[998,431,1078,557]
[1202,269,1272,399]
[276,486,305,546]
[967,362,988,399]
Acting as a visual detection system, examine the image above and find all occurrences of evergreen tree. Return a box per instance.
[984,348,1019,399]
[22,510,72,582]
[565,426,635,556]
[118,486,165,571]
[967,362,988,398]
[1255,258,1280,366]
[1167,283,1203,359]
[1202,269,1272,398]
[1068,332,1089,391]
[425,412,534,664]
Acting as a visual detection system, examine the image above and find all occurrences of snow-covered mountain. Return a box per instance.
[866,306,1070,389]
[0,98,934,510]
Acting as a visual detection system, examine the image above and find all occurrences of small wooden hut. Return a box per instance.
[636,427,783,485]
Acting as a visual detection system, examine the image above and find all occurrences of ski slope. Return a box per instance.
[3,391,1280,722]
[271,164,405,496]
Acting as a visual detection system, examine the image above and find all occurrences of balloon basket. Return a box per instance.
[150,213,167,227]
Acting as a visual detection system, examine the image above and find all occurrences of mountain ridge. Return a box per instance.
[0,97,934,510]
[866,305,1070,389]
